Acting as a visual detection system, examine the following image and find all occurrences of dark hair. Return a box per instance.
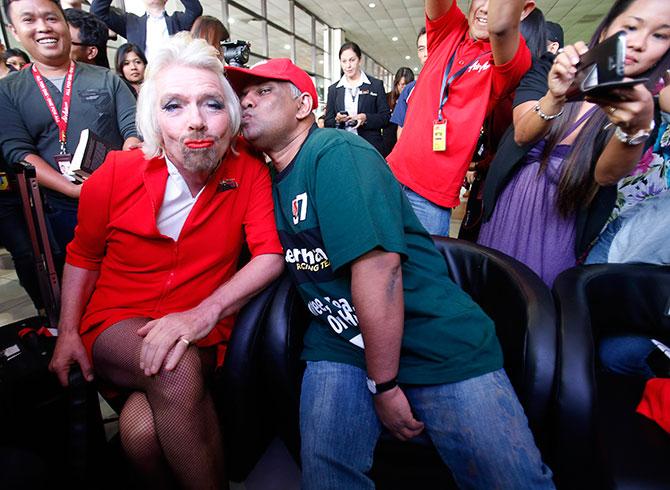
[190,15,229,50]
[417,26,426,46]
[2,47,30,64]
[3,0,64,24]
[590,0,670,90]
[520,8,547,59]
[387,67,414,110]
[115,43,147,79]
[542,0,670,217]
[64,7,109,68]
[545,21,564,48]
[339,42,361,60]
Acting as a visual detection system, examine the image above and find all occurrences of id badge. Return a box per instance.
[54,153,75,181]
[0,172,10,192]
[433,120,447,152]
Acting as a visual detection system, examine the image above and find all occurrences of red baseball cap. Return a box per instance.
[225,58,318,111]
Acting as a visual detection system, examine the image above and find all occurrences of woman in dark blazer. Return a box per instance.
[324,42,391,154]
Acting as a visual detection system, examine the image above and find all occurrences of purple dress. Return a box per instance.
[478,140,576,286]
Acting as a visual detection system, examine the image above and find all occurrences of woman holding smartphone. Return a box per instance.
[324,42,391,154]
[478,0,670,286]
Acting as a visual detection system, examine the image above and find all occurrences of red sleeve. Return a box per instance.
[426,2,468,53]
[242,157,283,258]
[65,152,116,270]
[490,34,532,102]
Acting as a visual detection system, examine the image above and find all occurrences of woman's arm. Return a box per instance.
[593,83,656,186]
[660,83,670,113]
[514,42,589,146]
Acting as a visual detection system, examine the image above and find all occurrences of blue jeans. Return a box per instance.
[402,186,452,237]
[585,216,624,264]
[599,335,656,379]
[43,194,77,258]
[300,361,554,490]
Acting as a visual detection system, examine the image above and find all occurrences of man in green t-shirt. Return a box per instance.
[226,59,554,490]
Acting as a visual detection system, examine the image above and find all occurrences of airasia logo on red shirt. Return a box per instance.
[467,59,491,74]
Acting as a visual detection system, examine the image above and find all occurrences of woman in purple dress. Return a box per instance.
[478,0,670,286]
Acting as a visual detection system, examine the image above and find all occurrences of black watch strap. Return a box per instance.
[366,376,398,395]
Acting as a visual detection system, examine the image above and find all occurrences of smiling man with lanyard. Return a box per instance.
[0,0,139,267]
[387,0,535,237]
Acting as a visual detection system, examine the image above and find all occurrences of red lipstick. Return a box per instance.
[184,139,214,149]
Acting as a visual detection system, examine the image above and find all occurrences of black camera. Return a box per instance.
[221,40,251,68]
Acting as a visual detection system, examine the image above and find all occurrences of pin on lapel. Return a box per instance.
[217,178,238,192]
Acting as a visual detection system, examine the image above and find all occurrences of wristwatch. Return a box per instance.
[366,376,398,395]
[614,120,655,146]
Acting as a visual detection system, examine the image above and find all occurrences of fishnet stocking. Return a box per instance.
[119,392,173,489]
[93,318,225,489]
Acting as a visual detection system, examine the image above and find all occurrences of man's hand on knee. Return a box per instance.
[137,308,215,376]
[373,386,425,441]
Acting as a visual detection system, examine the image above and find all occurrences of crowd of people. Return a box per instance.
[0,0,669,488]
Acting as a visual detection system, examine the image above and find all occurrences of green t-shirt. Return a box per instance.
[272,127,502,385]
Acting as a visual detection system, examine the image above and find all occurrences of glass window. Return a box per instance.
[295,39,313,73]
[228,4,265,57]
[267,25,293,60]
[315,49,326,78]
[199,0,222,19]
[234,0,263,14]
[315,20,328,53]
[314,76,327,109]
[266,0,290,30]
[294,6,313,43]
[248,53,268,67]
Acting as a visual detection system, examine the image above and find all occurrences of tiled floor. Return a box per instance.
[0,250,38,326]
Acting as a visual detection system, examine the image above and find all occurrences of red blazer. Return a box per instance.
[67,140,282,362]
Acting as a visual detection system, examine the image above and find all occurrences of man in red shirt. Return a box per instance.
[387,0,535,236]
[48,33,284,488]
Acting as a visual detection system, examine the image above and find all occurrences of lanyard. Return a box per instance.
[436,50,491,121]
[31,61,76,154]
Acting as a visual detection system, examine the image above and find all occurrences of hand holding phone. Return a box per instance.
[548,41,589,101]
[565,31,648,101]
[335,111,350,128]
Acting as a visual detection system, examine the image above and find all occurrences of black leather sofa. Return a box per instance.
[262,237,559,486]
[552,263,670,489]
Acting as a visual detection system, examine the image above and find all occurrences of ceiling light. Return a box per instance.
[368,2,376,7]
[228,17,235,24]
[391,36,398,42]
[414,67,419,71]
[283,44,291,50]
[405,55,411,60]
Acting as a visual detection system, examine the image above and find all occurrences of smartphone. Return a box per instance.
[338,111,349,116]
[566,31,648,101]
